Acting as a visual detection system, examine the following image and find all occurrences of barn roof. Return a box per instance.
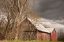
[46,28,55,33]
[27,18,55,33]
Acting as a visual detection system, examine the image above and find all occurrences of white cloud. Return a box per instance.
[55,19,64,24]
[39,18,64,29]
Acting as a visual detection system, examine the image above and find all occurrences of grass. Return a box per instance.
[7,40,63,42]
[0,40,63,42]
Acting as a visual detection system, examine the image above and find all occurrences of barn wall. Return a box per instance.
[37,31,50,40]
[51,29,57,41]
[42,33,50,40]
[37,31,42,40]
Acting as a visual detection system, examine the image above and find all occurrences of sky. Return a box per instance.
[29,0,64,31]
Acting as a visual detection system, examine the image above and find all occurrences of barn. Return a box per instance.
[37,28,57,40]
[18,17,57,41]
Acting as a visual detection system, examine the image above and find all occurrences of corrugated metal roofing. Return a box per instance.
[46,28,54,33]
[27,18,54,33]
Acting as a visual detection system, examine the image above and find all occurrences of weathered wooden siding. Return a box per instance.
[37,31,42,40]
[37,31,50,40]
[51,29,57,41]
[42,33,50,40]
[18,18,37,40]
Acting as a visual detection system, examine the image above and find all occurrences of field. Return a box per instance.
[0,40,63,42]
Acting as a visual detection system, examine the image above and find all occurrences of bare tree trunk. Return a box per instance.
[4,0,18,40]
[15,0,28,40]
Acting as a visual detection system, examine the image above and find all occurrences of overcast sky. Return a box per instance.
[29,0,64,30]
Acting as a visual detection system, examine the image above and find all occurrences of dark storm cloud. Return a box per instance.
[33,0,64,20]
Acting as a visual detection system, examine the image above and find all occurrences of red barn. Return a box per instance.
[37,28,57,41]
[28,18,57,41]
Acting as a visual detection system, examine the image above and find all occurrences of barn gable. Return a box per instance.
[18,18,37,40]
[51,28,57,40]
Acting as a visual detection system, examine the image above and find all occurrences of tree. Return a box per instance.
[4,0,19,40]
[58,29,64,41]
[0,17,7,40]
[0,0,40,40]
